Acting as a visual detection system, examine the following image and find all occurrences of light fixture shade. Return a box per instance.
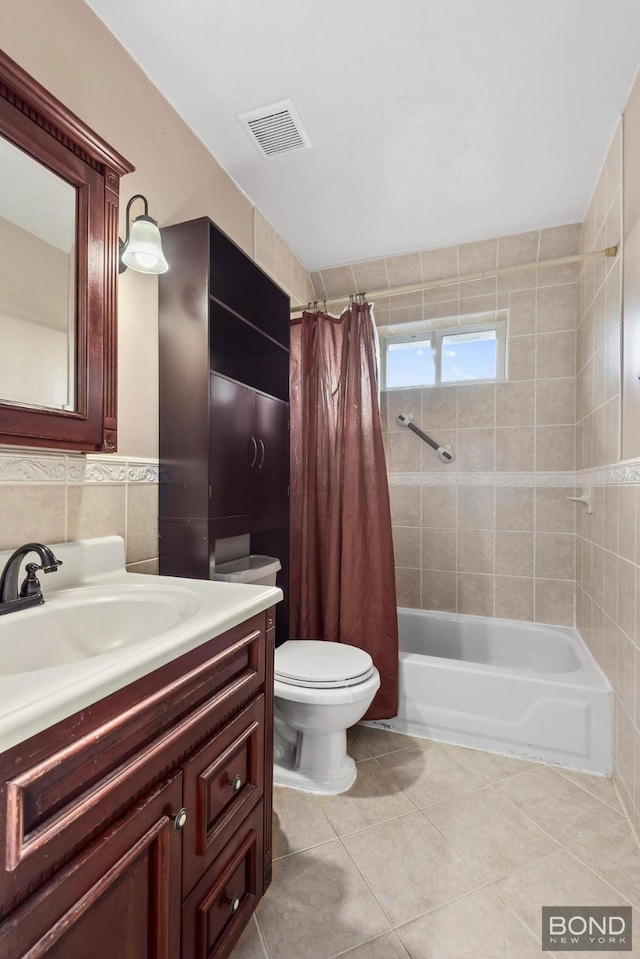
[121,214,168,274]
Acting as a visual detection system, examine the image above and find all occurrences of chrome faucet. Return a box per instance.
[0,543,62,616]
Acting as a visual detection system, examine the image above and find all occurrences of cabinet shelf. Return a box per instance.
[210,300,289,402]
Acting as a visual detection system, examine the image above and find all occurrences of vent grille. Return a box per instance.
[238,99,311,159]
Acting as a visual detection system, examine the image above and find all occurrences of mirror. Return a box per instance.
[0,50,133,452]
[0,137,76,411]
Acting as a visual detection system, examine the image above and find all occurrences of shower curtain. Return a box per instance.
[290,300,398,719]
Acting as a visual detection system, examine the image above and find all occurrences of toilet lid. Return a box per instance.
[275,640,375,688]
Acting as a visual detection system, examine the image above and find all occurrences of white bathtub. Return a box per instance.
[371,608,612,775]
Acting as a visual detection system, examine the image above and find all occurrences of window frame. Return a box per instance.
[380,317,507,391]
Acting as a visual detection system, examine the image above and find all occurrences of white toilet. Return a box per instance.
[273,640,380,794]
[213,554,380,795]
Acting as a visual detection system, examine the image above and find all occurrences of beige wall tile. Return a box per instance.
[535,533,575,581]
[392,526,421,568]
[497,232,539,268]
[459,239,497,274]
[254,209,276,277]
[422,386,457,429]
[507,335,535,381]
[385,252,422,287]
[387,433,421,472]
[495,488,534,531]
[495,531,534,577]
[536,285,577,333]
[126,558,159,575]
[457,529,494,574]
[422,486,456,528]
[352,258,389,293]
[126,483,159,564]
[536,330,576,379]
[456,487,494,530]
[458,572,494,616]
[508,290,536,336]
[389,485,421,526]
[538,223,581,260]
[422,528,456,571]
[385,388,422,432]
[421,245,458,282]
[495,576,534,621]
[395,567,421,608]
[535,487,575,533]
[535,579,574,625]
[320,265,357,298]
[422,569,456,612]
[457,384,495,428]
[495,427,534,472]
[535,425,575,471]
[456,429,495,472]
[67,484,126,542]
[536,377,576,425]
[0,484,66,550]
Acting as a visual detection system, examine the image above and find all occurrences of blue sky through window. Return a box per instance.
[387,338,435,388]
[441,330,496,383]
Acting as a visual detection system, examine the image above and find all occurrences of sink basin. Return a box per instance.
[0,583,203,674]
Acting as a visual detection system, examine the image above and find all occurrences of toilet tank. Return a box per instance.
[212,555,281,587]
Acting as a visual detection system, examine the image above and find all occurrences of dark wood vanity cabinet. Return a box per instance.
[0,608,276,959]
[158,218,290,642]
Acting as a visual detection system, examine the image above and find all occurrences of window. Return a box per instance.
[380,316,506,390]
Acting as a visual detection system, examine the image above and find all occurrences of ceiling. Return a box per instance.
[85,0,640,271]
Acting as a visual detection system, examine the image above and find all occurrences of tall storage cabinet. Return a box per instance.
[158,217,290,642]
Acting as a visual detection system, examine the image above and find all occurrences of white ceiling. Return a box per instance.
[85,0,640,271]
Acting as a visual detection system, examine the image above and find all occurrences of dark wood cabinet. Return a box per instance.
[0,608,276,959]
[159,217,290,642]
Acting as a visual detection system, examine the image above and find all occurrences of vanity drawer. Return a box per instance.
[0,614,266,915]
[182,696,264,896]
[181,800,264,959]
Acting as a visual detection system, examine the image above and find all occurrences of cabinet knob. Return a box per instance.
[257,438,265,469]
[171,807,188,831]
[249,436,258,467]
[229,775,243,793]
[225,894,242,915]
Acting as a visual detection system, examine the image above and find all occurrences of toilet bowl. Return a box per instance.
[273,640,381,794]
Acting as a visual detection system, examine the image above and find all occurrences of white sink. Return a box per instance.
[0,583,203,674]
[0,536,283,753]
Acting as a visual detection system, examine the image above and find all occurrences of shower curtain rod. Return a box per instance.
[289,244,617,315]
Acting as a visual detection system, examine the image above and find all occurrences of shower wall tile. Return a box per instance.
[574,118,640,840]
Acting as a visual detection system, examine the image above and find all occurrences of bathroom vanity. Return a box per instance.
[0,538,280,958]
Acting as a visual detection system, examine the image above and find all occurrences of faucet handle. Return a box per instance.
[19,563,44,599]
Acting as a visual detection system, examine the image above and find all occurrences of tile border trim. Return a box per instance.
[0,451,159,484]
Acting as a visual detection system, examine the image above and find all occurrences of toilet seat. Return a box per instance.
[275,640,375,689]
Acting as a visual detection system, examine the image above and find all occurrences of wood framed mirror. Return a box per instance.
[0,50,133,452]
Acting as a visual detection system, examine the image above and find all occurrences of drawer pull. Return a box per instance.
[229,775,243,793]
[172,807,188,831]
[226,894,241,915]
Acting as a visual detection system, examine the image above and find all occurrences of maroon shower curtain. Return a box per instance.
[290,301,398,719]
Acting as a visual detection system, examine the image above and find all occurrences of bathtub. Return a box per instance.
[370,608,612,775]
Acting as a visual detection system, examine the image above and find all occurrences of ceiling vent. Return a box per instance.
[238,98,311,159]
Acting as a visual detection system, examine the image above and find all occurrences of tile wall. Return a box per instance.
[312,226,580,625]
[574,121,639,839]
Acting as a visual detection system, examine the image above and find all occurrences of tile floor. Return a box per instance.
[231,726,640,959]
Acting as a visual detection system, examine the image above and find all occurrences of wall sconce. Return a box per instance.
[119,194,168,274]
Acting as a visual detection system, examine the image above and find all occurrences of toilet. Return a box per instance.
[273,640,380,794]
[213,554,380,795]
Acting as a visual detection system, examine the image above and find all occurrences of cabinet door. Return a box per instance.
[254,392,289,530]
[209,374,256,524]
[0,775,182,959]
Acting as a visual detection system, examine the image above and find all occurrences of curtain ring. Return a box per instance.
[323,299,327,313]
[313,300,318,311]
